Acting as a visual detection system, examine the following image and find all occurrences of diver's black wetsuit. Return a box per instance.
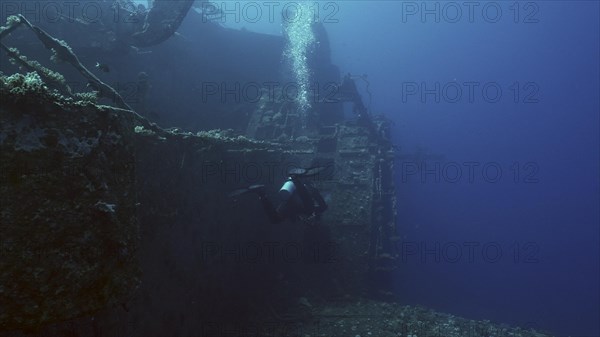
[255,176,327,224]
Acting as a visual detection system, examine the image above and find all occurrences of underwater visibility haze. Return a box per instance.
[0,1,598,336]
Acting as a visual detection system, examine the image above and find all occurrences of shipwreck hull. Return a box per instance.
[0,4,397,333]
[0,85,139,330]
[0,83,391,336]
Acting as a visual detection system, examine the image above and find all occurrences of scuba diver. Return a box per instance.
[229,167,328,225]
[230,167,333,265]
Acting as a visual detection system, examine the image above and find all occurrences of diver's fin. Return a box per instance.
[228,187,250,198]
[248,184,265,192]
[228,184,265,198]
[288,168,307,176]
[288,166,326,177]
[303,166,326,177]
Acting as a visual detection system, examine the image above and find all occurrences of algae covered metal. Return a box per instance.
[0,72,140,330]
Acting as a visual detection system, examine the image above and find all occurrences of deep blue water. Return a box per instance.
[0,0,596,335]
[323,2,599,336]
[150,1,599,335]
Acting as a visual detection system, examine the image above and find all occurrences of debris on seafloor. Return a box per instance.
[263,299,554,337]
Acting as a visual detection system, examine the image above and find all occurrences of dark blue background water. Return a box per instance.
[323,2,599,336]
[156,1,598,335]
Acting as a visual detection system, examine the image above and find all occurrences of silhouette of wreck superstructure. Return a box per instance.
[0,1,400,334]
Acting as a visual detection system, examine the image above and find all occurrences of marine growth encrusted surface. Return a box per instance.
[0,72,140,330]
